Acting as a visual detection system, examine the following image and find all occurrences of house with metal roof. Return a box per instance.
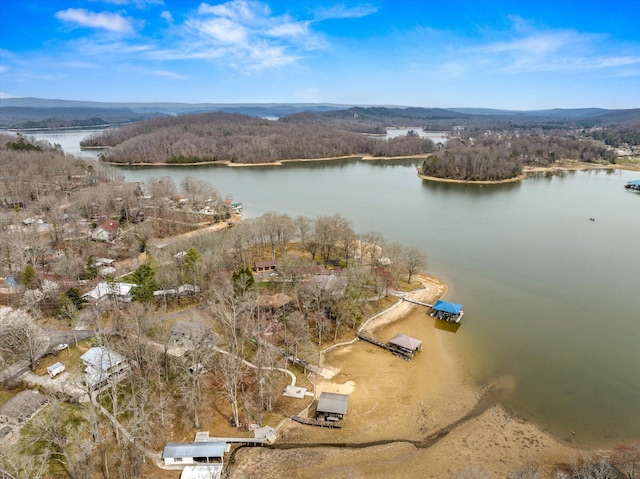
[162,441,226,467]
[82,282,135,303]
[80,347,129,389]
[315,392,349,422]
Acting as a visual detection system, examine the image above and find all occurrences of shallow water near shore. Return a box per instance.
[119,161,640,447]
[25,130,640,447]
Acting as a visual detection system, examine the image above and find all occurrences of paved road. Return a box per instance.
[0,329,95,385]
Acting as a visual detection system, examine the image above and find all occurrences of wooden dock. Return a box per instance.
[291,415,343,428]
[356,333,414,361]
[403,298,433,308]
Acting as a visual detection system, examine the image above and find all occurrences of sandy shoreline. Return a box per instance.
[229,275,581,478]
[418,160,640,185]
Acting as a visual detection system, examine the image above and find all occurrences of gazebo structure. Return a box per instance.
[388,333,422,359]
[430,300,464,323]
[315,392,349,422]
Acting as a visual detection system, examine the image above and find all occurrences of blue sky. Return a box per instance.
[1,0,639,109]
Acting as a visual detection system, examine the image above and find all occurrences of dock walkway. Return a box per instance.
[291,415,343,428]
[356,333,413,361]
[402,297,433,308]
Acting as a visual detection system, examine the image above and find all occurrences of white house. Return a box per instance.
[80,347,129,389]
[82,282,134,303]
[162,442,225,470]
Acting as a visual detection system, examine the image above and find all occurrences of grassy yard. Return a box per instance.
[33,339,93,377]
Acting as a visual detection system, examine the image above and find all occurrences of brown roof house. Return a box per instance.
[91,219,120,242]
[254,260,279,274]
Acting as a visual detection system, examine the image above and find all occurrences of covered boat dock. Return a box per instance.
[625,179,640,191]
[430,300,464,323]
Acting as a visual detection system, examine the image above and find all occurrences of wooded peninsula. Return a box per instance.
[79,106,640,181]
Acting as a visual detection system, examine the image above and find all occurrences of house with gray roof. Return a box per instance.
[80,346,129,389]
[162,441,226,470]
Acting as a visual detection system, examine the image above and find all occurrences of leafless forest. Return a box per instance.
[81,112,437,164]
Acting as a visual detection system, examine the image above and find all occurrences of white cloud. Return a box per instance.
[62,61,99,68]
[193,16,249,44]
[172,0,324,70]
[267,19,310,39]
[91,0,164,7]
[146,69,188,80]
[0,91,15,99]
[313,3,378,21]
[198,0,270,21]
[457,20,640,77]
[55,8,137,34]
[160,10,174,23]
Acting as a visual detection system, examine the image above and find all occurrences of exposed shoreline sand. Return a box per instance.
[104,156,639,188]
[229,275,583,478]
[418,160,640,185]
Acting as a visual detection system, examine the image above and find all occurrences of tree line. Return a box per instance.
[420,134,616,181]
[81,112,436,164]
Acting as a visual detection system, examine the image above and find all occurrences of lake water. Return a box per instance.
[28,130,640,447]
[1,128,105,159]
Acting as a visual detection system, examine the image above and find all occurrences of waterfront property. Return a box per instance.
[430,300,464,323]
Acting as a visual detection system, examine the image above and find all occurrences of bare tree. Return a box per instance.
[402,245,427,284]
[0,306,49,370]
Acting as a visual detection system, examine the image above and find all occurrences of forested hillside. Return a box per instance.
[84,112,436,164]
[420,134,616,181]
[0,107,162,130]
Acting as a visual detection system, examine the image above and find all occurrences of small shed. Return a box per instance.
[316,392,349,422]
[430,299,464,323]
[388,334,422,354]
[47,362,66,378]
[162,441,226,466]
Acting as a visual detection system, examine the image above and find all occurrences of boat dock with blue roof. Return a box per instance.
[430,299,464,323]
[625,179,640,191]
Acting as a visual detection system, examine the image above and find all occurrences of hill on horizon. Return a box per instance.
[1,97,639,129]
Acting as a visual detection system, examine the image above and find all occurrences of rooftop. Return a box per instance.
[317,392,349,415]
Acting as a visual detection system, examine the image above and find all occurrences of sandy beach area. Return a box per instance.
[228,275,580,478]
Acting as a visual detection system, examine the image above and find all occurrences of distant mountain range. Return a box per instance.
[1,97,639,129]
